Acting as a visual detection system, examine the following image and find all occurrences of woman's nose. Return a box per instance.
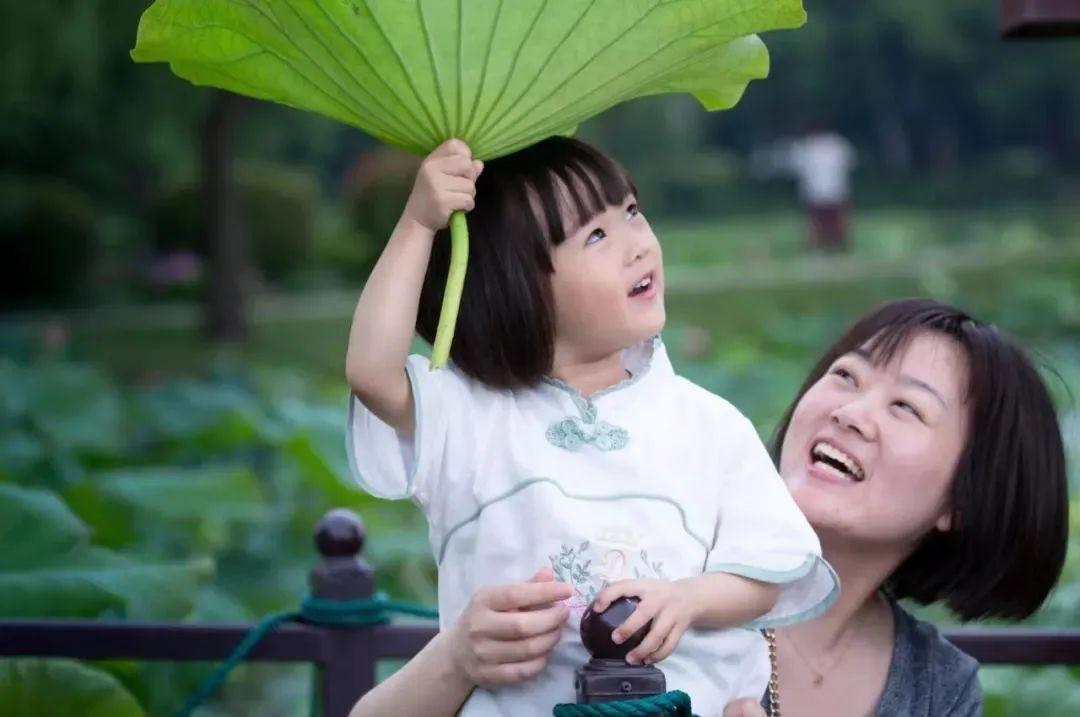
[830,400,877,441]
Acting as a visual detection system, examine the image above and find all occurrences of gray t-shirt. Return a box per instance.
[763,599,982,716]
[876,600,982,716]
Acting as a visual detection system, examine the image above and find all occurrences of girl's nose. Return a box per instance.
[625,231,654,266]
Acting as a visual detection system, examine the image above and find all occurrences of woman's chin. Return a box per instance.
[788,472,860,526]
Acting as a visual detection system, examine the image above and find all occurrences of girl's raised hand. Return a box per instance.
[402,138,484,233]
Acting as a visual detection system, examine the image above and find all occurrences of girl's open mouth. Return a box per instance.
[629,272,655,298]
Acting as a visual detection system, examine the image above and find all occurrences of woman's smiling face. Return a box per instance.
[780,331,970,551]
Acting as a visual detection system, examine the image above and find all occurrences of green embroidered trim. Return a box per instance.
[540,336,660,405]
[437,477,711,564]
[546,416,629,451]
[709,554,841,630]
[540,337,663,452]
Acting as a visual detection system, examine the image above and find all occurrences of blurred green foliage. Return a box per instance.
[0,356,434,715]
[152,165,317,286]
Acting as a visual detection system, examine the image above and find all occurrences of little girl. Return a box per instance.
[345,138,837,716]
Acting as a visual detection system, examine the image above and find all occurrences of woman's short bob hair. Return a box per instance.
[772,298,1068,621]
[417,136,636,389]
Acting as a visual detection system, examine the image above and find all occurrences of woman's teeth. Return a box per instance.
[811,441,865,481]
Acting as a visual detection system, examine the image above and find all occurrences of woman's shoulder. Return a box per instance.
[893,600,979,674]
[878,599,982,716]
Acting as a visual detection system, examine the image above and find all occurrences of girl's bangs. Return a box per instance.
[520,142,637,245]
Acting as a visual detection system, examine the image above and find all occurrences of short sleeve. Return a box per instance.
[946,674,982,717]
[345,354,474,513]
[705,415,839,629]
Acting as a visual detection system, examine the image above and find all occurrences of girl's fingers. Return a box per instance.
[645,622,685,664]
[432,138,471,159]
[611,601,657,645]
[592,580,642,613]
[445,177,476,196]
[436,154,477,179]
[446,192,475,213]
[625,613,674,665]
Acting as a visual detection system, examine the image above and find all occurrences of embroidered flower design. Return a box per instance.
[634,549,668,580]
[549,542,669,614]
[550,541,601,608]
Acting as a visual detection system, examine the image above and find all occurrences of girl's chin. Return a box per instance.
[640,308,666,336]
[624,318,665,344]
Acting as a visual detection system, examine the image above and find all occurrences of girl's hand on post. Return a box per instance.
[402,139,484,233]
[447,567,572,687]
[592,578,695,666]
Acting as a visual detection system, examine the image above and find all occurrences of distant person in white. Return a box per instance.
[754,123,857,252]
[788,124,856,251]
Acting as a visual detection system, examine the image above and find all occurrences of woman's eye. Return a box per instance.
[831,367,855,384]
[626,202,640,218]
[585,228,607,246]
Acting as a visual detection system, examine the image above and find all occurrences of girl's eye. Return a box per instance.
[585,228,607,246]
[626,202,640,218]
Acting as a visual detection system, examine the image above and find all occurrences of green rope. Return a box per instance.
[174,593,438,717]
[553,690,693,717]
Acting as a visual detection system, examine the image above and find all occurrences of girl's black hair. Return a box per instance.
[771,298,1069,621]
[417,136,637,388]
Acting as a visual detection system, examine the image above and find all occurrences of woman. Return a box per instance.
[351,298,1068,717]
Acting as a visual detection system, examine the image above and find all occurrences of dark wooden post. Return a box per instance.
[575,597,665,711]
[310,508,377,717]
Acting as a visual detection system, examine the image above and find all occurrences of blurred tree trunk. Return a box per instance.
[1044,88,1075,166]
[929,112,960,175]
[202,91,250,343]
